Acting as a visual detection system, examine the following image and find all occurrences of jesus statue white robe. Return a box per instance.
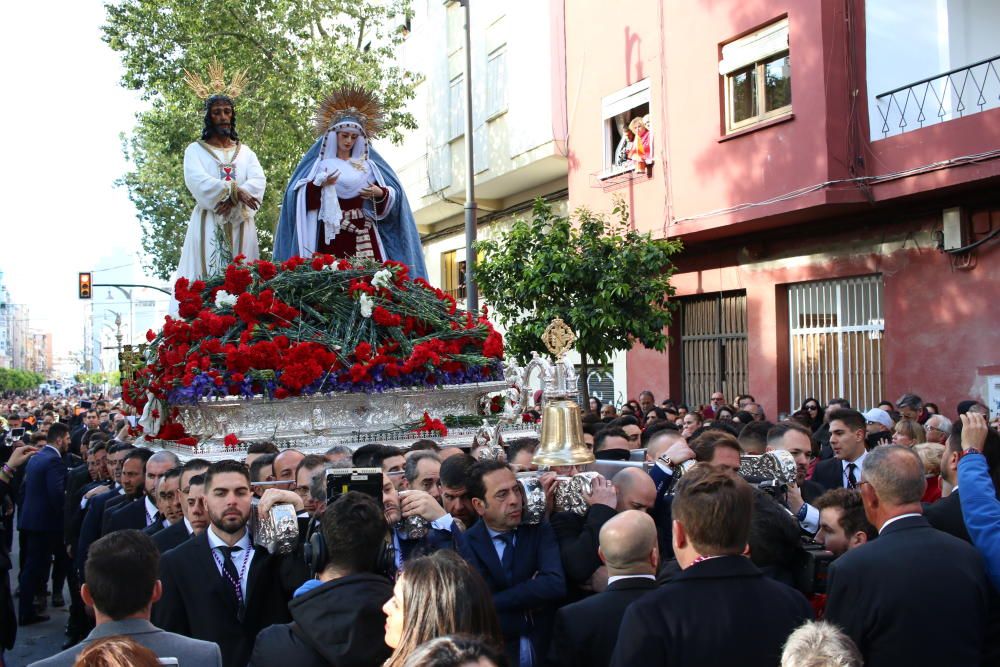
[175,141,266,284]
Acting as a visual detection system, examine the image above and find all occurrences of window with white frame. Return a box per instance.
[720,17,792,133]
[788,275,884,412]
[449,74,465,140]
[486,46,508,119]
[600,79,652,178]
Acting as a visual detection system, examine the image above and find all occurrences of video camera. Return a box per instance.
[325,466,384,506]
[794,540,835,595]
[738,451,799,503]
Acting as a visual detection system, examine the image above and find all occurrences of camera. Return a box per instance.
[794,541,835,595]
[325,467,384,505]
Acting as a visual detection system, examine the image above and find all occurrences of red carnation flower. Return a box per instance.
[224,433,240,448]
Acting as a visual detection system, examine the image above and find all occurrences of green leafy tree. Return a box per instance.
[0,369,46,392]
[475,199,683,406]
[103,0,417,279]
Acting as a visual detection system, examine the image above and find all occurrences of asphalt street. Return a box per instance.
[4,536,74,667]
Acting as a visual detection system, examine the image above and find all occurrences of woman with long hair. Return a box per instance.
[383,550,503,667]
[800,397,824,433]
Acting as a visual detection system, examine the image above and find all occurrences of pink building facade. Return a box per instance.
[563,0,1000,417]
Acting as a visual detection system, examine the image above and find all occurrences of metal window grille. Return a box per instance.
[577,365,615,406]
[788,275,884,411]
[680,292,749,410]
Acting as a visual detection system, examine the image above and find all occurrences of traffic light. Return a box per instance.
[78,272,92,299]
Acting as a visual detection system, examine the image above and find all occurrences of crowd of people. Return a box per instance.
[1,388,999,667]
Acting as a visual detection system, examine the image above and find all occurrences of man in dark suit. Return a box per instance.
[70,410,100,455]
[153,460,291,667]
[104,451,180,535]
[75,444,136,576]
[17,424,71,624]
[143,466,184,538]
[549,510,658,667]
[825,445,989,667]
[153,463,210,553]
[924,429,970,541]
[457,460,566,666]
[811,408,868,492]
[550,467,655,596]
[62,439,111,647]
[813,488,876,557]
[611,464,813,667]
[767,422,827,535]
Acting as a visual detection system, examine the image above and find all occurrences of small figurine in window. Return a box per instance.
[627,116,653,174]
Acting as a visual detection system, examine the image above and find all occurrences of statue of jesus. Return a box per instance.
[174,61,266,283]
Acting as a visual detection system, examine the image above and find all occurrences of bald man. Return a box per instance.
[272,449,305,489]
[549,467,657,595]
[548,511,658,667]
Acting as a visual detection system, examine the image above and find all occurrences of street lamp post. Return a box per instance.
[460,0,479,313]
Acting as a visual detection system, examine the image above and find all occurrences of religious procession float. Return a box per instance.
[119,64,547,459]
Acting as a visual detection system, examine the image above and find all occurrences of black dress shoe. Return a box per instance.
[20,614,51,626]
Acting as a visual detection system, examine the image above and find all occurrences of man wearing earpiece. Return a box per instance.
[250,492,394,667]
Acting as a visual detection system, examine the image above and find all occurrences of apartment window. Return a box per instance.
[788,275,884,411]
[600,79,652,178]
[441,250,467,300]
[721,18,792,133]
[449,75,465,140]
[486,46,508,119]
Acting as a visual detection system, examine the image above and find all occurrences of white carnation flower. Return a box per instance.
[372,268,393,289]
[359,293,374,318]
[215,290,237,307]
[322,262,338,272]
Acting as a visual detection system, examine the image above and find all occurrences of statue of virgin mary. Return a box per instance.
[273,87,428,280]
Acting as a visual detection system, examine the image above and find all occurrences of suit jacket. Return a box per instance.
[811,457,847,491]
[76,487,125,576]
[17,446,67,533]
[28,617,222,667]
[152,520,192,554]
[101,494,137,535]
[153,530,292,667]
[801,479,825,505]
[549,505,617,589]
[611,556,813,667]
[143,519,166,537]
[105,497,152,534]
[457,520,566,664]
[63,466,93,544]
[548,576,655,667]
[924,490,971,542]
[825,515,988,667]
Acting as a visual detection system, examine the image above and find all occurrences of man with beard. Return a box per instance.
[153,460,290,667]
[175,60,266,288]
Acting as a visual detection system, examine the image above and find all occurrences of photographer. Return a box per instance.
[251,491,394,667]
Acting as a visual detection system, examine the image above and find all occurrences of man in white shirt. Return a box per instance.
[153,460,291,667]
[812,408,869,491]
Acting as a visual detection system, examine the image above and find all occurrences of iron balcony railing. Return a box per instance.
[875,54,1000,138]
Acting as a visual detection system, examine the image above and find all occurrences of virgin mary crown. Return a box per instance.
[313,86,386,139]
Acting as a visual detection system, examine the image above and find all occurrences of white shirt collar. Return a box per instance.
[842,449,868,468]
[144,496,158,523]
[183,517,195,535]
[607,574,655,586]
[879,512,922,534]
[44,444,61,456]
[206,524,251,551]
